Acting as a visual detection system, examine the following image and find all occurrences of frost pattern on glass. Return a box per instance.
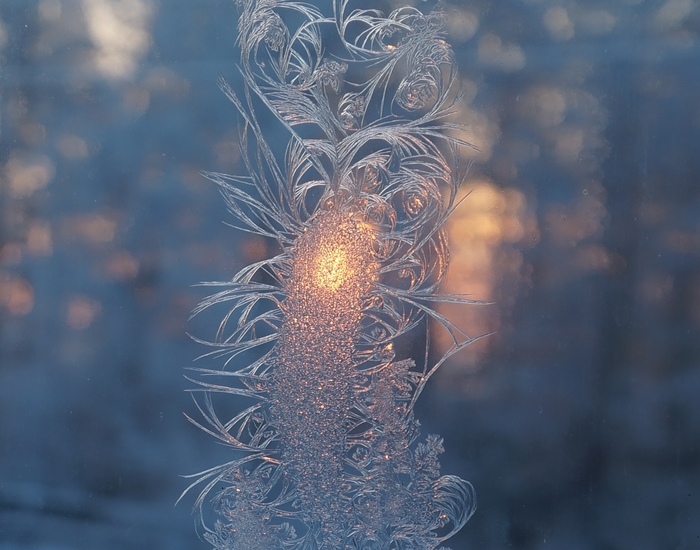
[184,0,479,548]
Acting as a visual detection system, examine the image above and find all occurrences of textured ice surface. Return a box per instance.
[184,0,478,547]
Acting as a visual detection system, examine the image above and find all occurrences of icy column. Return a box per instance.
[271,211,377,532]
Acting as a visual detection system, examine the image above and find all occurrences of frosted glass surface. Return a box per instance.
[1,0,698,548]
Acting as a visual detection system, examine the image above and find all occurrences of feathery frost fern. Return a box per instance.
[183,0,480,547]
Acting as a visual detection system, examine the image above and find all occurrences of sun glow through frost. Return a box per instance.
[290,212,377,305]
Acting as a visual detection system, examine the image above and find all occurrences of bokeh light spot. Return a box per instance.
[0,276,34,316]
[66,295,101,329]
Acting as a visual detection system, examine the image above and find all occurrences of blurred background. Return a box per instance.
[0,0,698,548]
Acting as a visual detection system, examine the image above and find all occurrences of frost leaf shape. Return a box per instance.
[184,0,481,548]
[338,93,365,131]
[314,59,348,92]
[396,68,439,111]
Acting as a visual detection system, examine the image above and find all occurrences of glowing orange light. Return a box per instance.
[279,210,380,345]
[288,211,377,310]
[312,247,350,292]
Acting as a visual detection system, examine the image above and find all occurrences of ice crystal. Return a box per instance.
[183,0,480,548]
